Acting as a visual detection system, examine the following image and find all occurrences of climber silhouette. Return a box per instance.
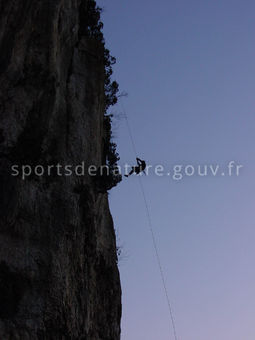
[125,158,146,177]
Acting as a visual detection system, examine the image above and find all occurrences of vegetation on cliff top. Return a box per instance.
[81,0,121,191]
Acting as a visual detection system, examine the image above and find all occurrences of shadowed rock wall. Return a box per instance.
[0,0,121,338]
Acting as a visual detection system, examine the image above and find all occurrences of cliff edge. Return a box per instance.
[0,0,121,338]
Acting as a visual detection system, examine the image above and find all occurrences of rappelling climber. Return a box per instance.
[125,158,146,177]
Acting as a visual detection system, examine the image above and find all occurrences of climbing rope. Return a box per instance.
[120,100,179,340]
[120,101,138,157]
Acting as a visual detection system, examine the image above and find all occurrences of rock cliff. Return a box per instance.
[0,0,121,338]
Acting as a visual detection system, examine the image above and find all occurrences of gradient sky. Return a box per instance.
[97,1,255,339]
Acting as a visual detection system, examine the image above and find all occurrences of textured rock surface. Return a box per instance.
[0,0,121,338]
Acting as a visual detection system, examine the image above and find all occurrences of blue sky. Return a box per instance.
[97,1,255,339]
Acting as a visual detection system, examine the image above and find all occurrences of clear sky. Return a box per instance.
[97,1,255,339]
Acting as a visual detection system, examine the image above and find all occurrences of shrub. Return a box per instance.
[81,0,122,190]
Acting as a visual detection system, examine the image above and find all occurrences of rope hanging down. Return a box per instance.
[120,100,179,340]
[120,101,138,157]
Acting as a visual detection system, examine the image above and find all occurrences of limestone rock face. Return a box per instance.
[0,0,121,338]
